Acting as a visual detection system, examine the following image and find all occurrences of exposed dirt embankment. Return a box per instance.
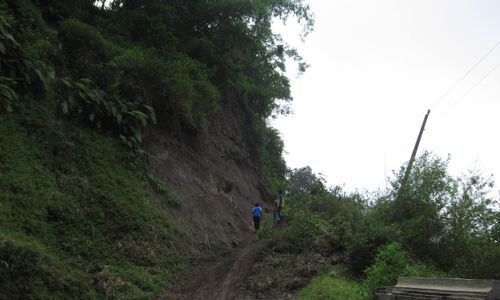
[163,234,259,300]
[145,103,272,256]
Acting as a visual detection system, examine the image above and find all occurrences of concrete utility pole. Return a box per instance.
[396,109,431,201]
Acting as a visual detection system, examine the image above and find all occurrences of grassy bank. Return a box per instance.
[0,103,188,299]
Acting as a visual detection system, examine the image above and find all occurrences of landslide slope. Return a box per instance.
[0,0,312,298]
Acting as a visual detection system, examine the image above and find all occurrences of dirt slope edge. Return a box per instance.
[144,103,272,264]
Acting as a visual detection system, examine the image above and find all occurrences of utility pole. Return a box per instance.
[396,109,431,202]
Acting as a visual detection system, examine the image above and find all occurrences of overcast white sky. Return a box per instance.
[271,0,500,193]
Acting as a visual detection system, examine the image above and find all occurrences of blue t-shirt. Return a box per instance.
[252,207,262,218]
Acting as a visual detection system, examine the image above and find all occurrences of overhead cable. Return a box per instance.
[439,60,500,118]
[431,40,500,110]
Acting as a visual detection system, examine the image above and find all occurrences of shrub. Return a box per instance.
[0,12,52,105]
[360,242,443,297]
[0,238,93,299]
[58,77,156,149]
[110,48,219,128]
[58,18,116,85]
[296,271,364,300]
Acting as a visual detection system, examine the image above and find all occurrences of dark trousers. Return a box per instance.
[253,216,261,230]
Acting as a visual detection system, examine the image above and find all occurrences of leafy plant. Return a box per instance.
[58,18,116,86]
[59,77,156,149]
[297,271,364,300]
[0,76,17,112]
[147,173,183,208]
[110,48,220,128]
[0,13,53,108]
[360,242,442,298]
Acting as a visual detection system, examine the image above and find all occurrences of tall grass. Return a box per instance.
[0,103,188,298]
[296,270,365,300]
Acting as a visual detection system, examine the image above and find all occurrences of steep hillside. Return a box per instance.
[0,103,188,299]
[0,0,313,298]
[145,102,272,253]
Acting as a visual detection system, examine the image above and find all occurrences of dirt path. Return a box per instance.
[163,233,258,300]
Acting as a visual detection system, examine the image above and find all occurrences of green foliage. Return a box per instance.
[297,270,364,300]
[101,0,312,121]
[58,77,156,149]
[384,151,500,277]
[215,215,236,233]
[259,168,368,259]
[0,0,318,297]
[147,173,184,208]
[444,171,500,278]
[58,18,116,85]
[279,211,333,252]
[287,167,328,199]
[1,0,54,61]
[0,76,17,112]
[360,242,443,298]
[0,104,188,298]
[391,153,456,261]
[259,154,500,298]
[0,12,52,109]
[259,127,287,191]
[110,48,220,128]
[0,237,95,299]
[246,245,328,297]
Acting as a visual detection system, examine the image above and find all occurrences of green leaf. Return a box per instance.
[61,78,73,87]
[78,91,87,100]
[47,69,56,81]
[0,41,5,55]
[140,115,147,127]
[61,101,69,114]
[150,110,157,124]
[133,128,142,142]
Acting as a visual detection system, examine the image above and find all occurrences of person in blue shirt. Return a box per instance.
[252,203,263,231]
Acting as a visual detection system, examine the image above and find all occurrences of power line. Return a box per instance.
[431,40,500,110]
[439,60,500,119]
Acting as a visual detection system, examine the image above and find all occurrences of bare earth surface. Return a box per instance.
[162,232,258,300]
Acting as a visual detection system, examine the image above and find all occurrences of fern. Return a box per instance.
[59,77,156,149]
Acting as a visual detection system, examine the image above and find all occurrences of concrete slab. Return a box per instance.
[375,276,500,300]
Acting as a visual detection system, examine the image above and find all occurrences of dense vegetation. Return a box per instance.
[1,0,311,185]
[0,103,188,298]
[3,0,499,299]
[257,152,500,298]
[0,0,311,298]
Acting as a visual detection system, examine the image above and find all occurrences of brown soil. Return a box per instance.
[162,232,259,300]
[145,104,273,256]
[144,104,275,299]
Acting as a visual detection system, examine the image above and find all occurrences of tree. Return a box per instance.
[445,170,500,277]
[389,151,456,262]
[382,151,500,277]
[287,166,327,199]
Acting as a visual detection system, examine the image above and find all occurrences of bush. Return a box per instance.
[360,242,443,297]
[58,77,156,149]
[296,268,364,300]
[0,238,93,299]
[110,48,220,128]
[0,11,52,106]
[258,208,334,254]
[0,104,187,298]
[58,18,116,85]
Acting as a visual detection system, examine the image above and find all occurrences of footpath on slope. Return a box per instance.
[162,232,259,300]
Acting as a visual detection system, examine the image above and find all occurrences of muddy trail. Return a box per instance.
[163,233,259,300]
